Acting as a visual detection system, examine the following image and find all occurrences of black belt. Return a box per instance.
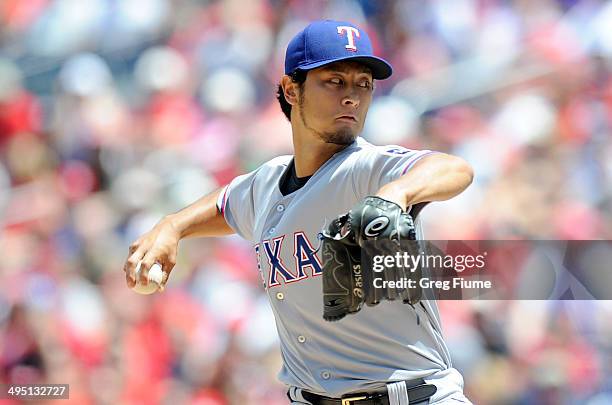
[297,378,437,405]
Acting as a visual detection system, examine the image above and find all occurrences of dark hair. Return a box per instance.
[276,70,307,121]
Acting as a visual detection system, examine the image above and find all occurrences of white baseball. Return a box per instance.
[131,262,165,295]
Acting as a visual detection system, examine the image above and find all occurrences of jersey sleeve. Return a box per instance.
[357,145,438,194]
[216,169,259,241]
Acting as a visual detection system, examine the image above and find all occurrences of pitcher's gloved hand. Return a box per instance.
[320,196,423,322]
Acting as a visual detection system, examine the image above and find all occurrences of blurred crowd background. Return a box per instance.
[1,0,611,404]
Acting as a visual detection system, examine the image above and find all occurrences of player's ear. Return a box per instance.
[281,75,299,105]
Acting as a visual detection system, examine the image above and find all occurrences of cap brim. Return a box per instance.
[296,55,392,80]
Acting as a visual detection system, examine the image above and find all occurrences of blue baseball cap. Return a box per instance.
[284,20,392,80]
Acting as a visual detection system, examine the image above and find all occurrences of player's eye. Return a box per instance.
[329,78,343,85]
[359,81,372,89]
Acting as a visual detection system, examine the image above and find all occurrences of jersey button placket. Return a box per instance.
[276,204,285,212]
[276,292,284,301]
[297,335,306,343]
[320,370,331,380]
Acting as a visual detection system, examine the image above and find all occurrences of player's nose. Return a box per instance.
[341,91,360,108]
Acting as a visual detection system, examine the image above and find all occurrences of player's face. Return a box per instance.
[299,61,373,145]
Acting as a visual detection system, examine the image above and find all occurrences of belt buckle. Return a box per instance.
[341,395,367,405]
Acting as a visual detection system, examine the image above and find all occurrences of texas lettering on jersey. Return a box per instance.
[255,231,323,288]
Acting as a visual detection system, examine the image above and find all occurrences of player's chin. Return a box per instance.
[322,127,358,145]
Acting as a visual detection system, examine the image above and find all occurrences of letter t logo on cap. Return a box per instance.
[337,26,360,52]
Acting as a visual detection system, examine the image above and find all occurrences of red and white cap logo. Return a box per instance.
[337,26,360,52]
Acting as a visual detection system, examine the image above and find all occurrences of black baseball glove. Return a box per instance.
[320,196,423,321]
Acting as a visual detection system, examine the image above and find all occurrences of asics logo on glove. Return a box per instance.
[364,216,389,237]
[352,264,363,298]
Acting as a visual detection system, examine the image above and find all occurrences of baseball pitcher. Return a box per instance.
[124,20,474,405]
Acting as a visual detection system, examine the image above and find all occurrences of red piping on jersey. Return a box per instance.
[401,151,437,176]
[220,185,229,216]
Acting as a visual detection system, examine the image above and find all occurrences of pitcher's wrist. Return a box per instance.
[164,214,187,239]
[375,184,409,211]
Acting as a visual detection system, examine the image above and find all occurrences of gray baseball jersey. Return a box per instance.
[216,137,465,401]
